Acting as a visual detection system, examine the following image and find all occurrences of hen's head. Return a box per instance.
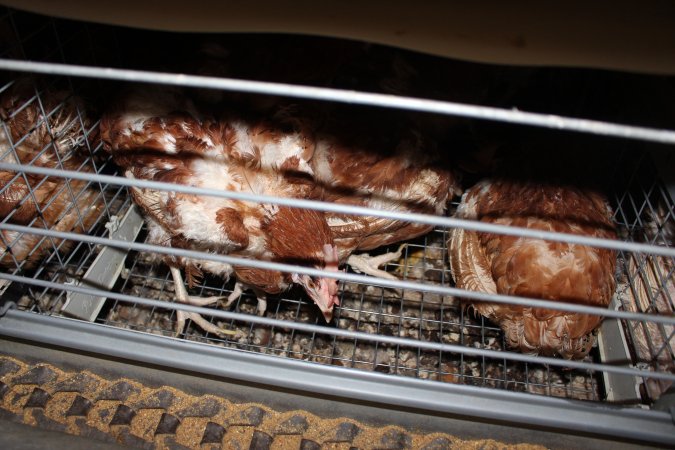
[291,244,340,322]
[265,206,340,321]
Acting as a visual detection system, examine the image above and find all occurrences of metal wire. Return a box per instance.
[2,59,675,145]
[2,271,673,383]
[2,162,674,258]
[2,221,674,325]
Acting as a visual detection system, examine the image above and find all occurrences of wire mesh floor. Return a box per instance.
[86,225,601,402]
[9,142,673,406]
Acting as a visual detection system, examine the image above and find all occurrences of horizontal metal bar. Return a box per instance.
[2,59,675,145]
[2,225,674,326]
[0,310,672,446]
[2,272,674,381]
[2,162,674,258]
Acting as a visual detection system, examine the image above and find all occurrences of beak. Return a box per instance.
[292,244,341,322]
[292,273,339,322]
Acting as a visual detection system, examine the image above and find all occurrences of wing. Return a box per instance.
[101,85,315,176]
[311,125,458,261]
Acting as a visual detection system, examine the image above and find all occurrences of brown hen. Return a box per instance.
[449,178,617,359]
[101,86,339,335]
[102,80,460,335]
[0,81,102,271]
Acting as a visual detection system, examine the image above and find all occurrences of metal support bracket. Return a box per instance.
[597,295,641,403]
[61,204,144,321]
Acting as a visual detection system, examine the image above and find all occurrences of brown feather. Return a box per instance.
[450,179,617,359]
[0,81,101,270]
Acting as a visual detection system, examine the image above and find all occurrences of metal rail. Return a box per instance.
[1,59,675,145]
[1,273,674,382]
[0,310,672,446]
[2,162,674,258]
[1,226,675,326]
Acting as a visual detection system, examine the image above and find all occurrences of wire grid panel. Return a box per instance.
[612,149,675,402]
[101,225,603,401]
[0,80,131,314]
[0,7,130,311]
[0,6,674,411]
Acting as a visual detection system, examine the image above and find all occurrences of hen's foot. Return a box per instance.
[250,287,268,316]
[175,310,235,337]
[170,267,235,337]
[346,244,407,280]
[222,282,267,316]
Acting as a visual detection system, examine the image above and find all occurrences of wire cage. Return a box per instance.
[0,5,674,446]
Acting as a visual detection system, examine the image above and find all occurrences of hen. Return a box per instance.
[101,81,460,334]
[101,86,340,335]
[449,178,618,359]
[0,81,103,271]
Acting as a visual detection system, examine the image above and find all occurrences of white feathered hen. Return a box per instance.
[102,82,459,335]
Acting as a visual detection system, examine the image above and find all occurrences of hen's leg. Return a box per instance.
[256,295,267,316]
[250,287,268,316]
[223,281,244,308]
[346,244,407,280]
[169,267,234,337]
[170,268,228,307]
[220,282,266,315]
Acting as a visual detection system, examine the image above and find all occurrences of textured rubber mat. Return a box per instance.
[0,356,543,449]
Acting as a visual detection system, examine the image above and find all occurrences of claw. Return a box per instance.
[346,243,407,280]
[169,267,235,336]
